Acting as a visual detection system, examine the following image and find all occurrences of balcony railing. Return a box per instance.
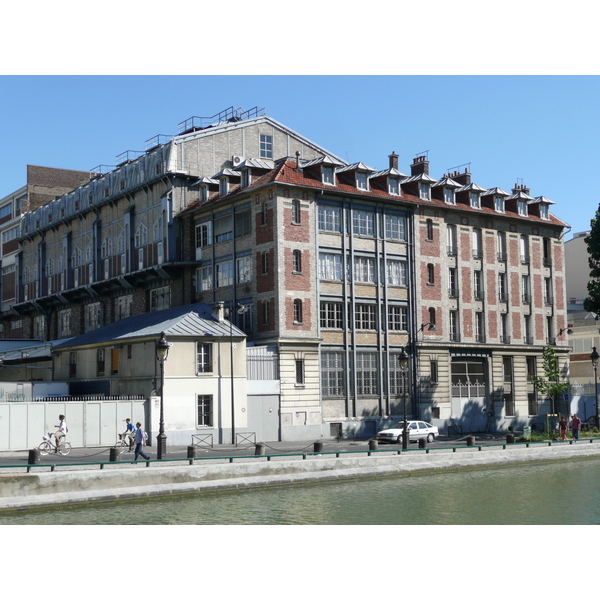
[500,335,511,344]
[497,252,507,262]
[447,245,457,256]
[543,257,552,267]
[522,293,531,304]
[450,332,461,342]
[545,295,554,306]
[474,291,484,301]
[521,255,530,264]
[472,249,483,259]
[475,334,487,343]
[498,292,508,303]
[523,336,534,345]
[448,287,459,298]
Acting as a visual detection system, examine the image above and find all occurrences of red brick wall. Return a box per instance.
[256,249,275,293]
[285,297,312,330]
[284,249,311,291]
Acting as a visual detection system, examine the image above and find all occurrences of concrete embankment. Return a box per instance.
[2,441,600,510]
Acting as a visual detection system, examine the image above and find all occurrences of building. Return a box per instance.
[2,106,571,443]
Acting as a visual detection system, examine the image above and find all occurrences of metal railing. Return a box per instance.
[0,394,146,403]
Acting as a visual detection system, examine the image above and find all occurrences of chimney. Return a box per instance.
[388,151,399,170]
[512,183,530,195]
[212,301,225,322]
[295,150,300,169]
[411,155,429,176]
[452,168,471,186]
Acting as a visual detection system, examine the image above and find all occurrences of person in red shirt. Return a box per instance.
[571,414,581,440]
[559,415,568,441]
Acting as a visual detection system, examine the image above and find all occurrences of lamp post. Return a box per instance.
[230,304,250,445]
[591,346,599,429]
[398,346,409,450]
[155,331,170,460]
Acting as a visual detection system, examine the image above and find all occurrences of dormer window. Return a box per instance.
[495,196,505,213]
[470,192,481,209]
[388,178,399,195]
[219,178,229,197]
[356,172,368,190]
[199,185,209,204]
[444,188,455,205]
[322,166,335,185]
[419,182,431,201]
[241,169,250,189]
[540,204,549,219]
[518,200,527,216]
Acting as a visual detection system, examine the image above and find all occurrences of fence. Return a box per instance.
[1,394,146,403]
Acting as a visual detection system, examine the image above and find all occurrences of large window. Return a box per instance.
[116,295,133,320]
[216,260,233,288]
[355,256,377,283]
[236,256,252,284]
[354,304,377,330]
[321,352,345,397]
[196,343,213,373]
[352,210,375,236]
[388,305,408,331]
[356,353,379,396]
[447,224,457,255]
[85,302,103,332]
[214,215,233,243]
[259,134,273,159]
[150,286,171,311]
[320,302,343,329]
[386,259,407,286]
[197,395,213,427]
[235,209,251,237]
[319,253,343,281]
[385,215,407,241]
[318,205,341,232]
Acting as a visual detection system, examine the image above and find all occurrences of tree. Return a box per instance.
[584,203,600,315]
[531,345,569,416]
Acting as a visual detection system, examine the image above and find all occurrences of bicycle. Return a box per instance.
[114,432,135,455]
[38,432,72,456]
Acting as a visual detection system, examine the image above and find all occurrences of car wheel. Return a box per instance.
[427,433,435,443]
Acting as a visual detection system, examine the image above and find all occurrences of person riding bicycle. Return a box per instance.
[123,418,136,451]
[55,415,68,453]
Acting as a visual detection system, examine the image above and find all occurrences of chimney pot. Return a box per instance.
[388,151,399,170]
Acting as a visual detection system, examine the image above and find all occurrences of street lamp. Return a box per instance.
[230,304,250,445]
[591,346,599,429]
[155,331,170,460]
[398,346,409,450]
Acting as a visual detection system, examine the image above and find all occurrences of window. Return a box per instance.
[319,253,343,281]
[528,393,538,416]
[291,199,301,224]
[355,256,377,284]
[292,250,302,273]
[474,270,484,300]
[419,182,430,200]
[447,224,457,255]
[216,260,234,288]
[500,313,510,343]
[448,267,458,298]
[472,228,482,259]
[388,305,408,331]
[262,301,270,325]
[524,314,532,344]
[219,178,229,196]
[318,206,341,232]
[426,219,434,241]
[495,196,505,213]
[262,252,269,275]
[235,209,251,238]
[293,299,303,324]
[295,359,305,385]
[497,231,507,262]
[470,192,481,209]
[355,304,377,330]
[259,134,273,159]
[546,316,554,345]
[197,395,213,427]
[352,210,375,236]
[97,349,105,375]
[85,302,103,332]
[503,357,513,383]
[33,315,46,341]
[427,263,435,285]
[116,295,133,320]
[134,224,148,247]
[475,312,485,342]
[197,266,212,291]
[196,343,213,373]
[150,286,171,311]
[430,360,439,384]
[527,357,537,382]
[236,256,252,284]
[449,310,460,341]
[240,169,250,189]
[2,226,18,243]
[320,302,343,329]
[386,259,407,286]
[321,352,345,397]
[518,200,528,216]
[322,166,335,185]
[444,188,455,205]
[356,353,379,396]
[58,309,71,338]
[389,178,399,195]
[540,204,549,219]
[385,215,407,241]
[428,307,436,328]
[522,274,531,304]
[214,215,233,243]
[69,352,77,377]
[356,172,368,190]
[544,277,553,305]
[498,272,508,302]
[520,235,530,264]
[504,394,515,417]
[543,237,552,266]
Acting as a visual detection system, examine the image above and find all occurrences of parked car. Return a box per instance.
[376,420,439,444]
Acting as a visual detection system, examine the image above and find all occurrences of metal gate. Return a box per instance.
[246,395,280,443]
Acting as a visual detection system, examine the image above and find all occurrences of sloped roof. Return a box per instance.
[456,182,487,193]
[481,187,510,197]
[432,177,462,189]
[336,162,376,173]
[233,158,274,170]
[530,195,556,205]
[54,303,244,351]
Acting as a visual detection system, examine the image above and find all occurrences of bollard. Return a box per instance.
[28,448,40,465]
[466,435,475,446]
[368,439,378,451]
[314,441,324,453]
[187,445,197,459]
[255,442,266,456]
[109,447,121,462]
[418,438,427,449]
[506,433,515,444]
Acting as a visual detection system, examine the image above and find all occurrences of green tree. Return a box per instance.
[584,204,600,315]
[531,345,569,415]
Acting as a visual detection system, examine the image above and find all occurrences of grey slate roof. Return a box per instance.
[54,303,244,351]
[481,187,510,197]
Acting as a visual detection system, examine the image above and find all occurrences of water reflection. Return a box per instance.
[4,458,600,525]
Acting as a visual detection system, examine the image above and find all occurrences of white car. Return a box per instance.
[376,420,439,444]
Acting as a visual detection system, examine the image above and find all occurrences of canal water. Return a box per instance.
[3,457,600,525]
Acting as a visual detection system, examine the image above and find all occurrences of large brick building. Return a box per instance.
[1,107,570,441]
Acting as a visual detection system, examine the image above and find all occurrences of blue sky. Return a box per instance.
[0,75,597,239]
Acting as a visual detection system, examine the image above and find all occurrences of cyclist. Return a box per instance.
[55,415,68,452]
[123,418,136,451]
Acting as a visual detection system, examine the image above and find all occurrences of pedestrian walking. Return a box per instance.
[559,415,568,441]
[134,422,150,461]
[571,414,581,440]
